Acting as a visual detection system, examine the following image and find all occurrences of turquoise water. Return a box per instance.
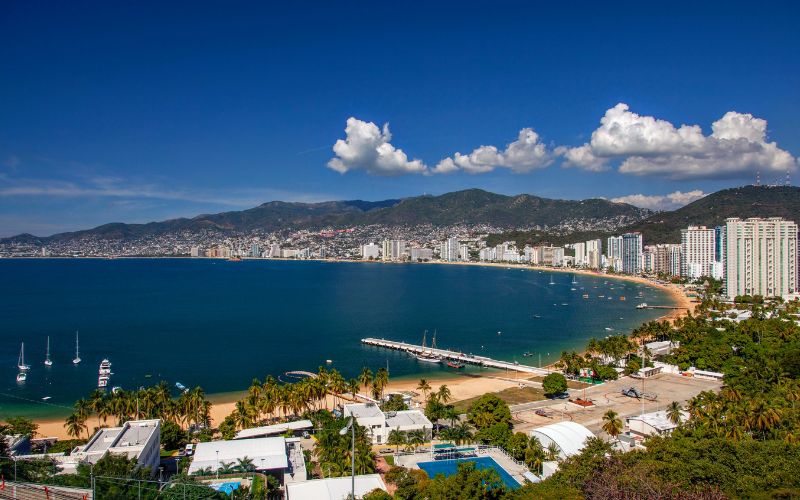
[418,456,520,489]
[0,259,672,419]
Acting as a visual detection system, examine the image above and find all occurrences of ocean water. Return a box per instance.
[0,259,673,419]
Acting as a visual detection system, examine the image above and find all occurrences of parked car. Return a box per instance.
[184,443,195,456]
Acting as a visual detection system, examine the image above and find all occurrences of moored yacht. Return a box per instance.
[18,342,30,371]
[415,330,442,363]
[99,359,111,375]
[72,331,81,365]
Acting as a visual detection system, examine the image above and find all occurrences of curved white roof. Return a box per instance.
[531,421,594,458]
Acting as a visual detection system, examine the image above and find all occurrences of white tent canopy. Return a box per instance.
[530,421,594,459]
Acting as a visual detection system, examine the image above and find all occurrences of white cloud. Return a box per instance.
[611,190,707,211]
[561,103,797,179]
[327,117,427,176]
[433,128,553,174]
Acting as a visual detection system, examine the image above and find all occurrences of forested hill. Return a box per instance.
[487,185,800,247]
[626,185,800,243]
[1,189,649,242]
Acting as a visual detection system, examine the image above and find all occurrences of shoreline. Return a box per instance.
[18,258,692,440]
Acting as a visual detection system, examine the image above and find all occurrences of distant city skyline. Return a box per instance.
[1,1,798,236]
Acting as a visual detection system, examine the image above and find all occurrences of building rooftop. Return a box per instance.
[74,419,160,464]
[531,421,594,458]
[235,420,313,440]
[187,437,288,475]
[627,410,688,432]
[343,403,384,420]
[286,474,387,500]
[385,410,432,429]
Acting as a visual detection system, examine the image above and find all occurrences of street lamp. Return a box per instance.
[339,416,355,499]
[216,450,220,479]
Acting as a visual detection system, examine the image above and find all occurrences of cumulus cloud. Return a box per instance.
[611,190,707,211]
[561,103,797,179]
[433,128,553,174]
[327,118,427,176]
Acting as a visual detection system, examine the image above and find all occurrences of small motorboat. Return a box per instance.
[176,382,188,393]
[447,361,464,369]
[16,372,26,383]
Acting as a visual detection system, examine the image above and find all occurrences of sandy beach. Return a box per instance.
[25,260,694,441]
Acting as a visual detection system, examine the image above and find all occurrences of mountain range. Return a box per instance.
[3,185,798,246]
[488,185,800,247]
[2,189,650,243]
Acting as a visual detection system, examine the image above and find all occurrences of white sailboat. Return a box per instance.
[549,275,555,285]
[18,342,30,371]
[44,336,53,366]
[415,330,442,363]
[72,331,81,365]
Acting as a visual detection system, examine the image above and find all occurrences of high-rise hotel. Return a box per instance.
[723,217,798,300]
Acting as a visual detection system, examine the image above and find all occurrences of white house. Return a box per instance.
[188,437,291,484]
[626,409,688,437]
[343,403,432,445]
[67,419,161,476]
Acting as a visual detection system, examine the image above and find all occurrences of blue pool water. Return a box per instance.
[209,481,241,495]
[418,456,520,489]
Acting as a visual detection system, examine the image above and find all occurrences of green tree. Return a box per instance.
[602,410,623,441]
[161,420,188,451]
[542,373,568,396]
[467,394,511,430]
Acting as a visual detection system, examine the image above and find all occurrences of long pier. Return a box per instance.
[361,338,553,375]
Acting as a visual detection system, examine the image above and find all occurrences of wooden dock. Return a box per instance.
[361,338,553,375]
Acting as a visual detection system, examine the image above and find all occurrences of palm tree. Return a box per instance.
[236,456,255,472]
[666,401,684,426]
[387,428,407,452]
[545,442,560,462]
[375,367,389,401]
[443,406,459,427]
[525,436,546,474]
[218,461,236,474]
[602,409,623,442]
[64,413,88,439]
[406,429,425,450]
[359,367,373,394]
[370,381,381,401]
[437,385,452,404]
[417,379,432,401]
[347,379,360,401]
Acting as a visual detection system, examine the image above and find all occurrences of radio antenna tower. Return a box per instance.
[756,170,761,186]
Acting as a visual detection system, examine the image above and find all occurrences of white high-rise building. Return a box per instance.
[362,243,381,260]
[724,217,798,300]
[621,233,643,275]
[410,247,433,262]
[459,244,470,262]
[573,242,586,267]
[382,239,406,261]
[441,237,459,262]
[606,236,623,260]
[681,226,716,279]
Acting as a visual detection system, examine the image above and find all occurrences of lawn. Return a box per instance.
[452,386,546,413]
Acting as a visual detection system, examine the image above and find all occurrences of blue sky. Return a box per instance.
[1,1,798,236]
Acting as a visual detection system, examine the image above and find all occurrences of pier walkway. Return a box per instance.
[361,338,553,375]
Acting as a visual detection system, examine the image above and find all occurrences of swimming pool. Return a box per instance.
[417,456,520,489]
[208,481,241,495]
